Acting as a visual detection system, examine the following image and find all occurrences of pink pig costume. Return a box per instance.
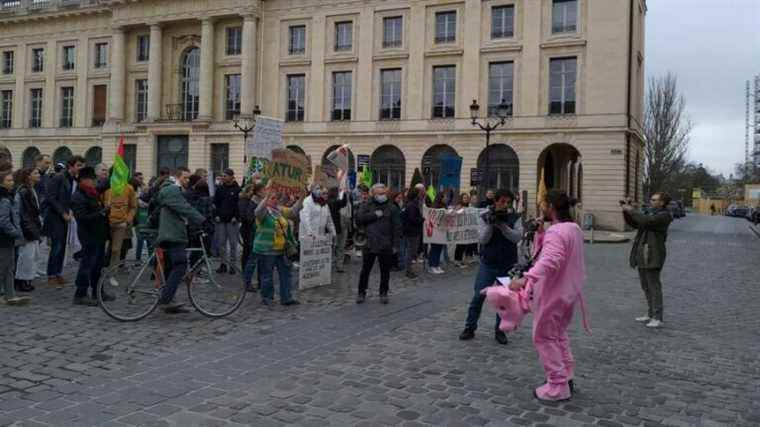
[523,221,591,401]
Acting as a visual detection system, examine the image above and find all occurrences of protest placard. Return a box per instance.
[261,148,311,198]
[313,164,339,189]
[423,206,485,245]
[326,145,350,172]
[298,235,333,290]
[250,116,284,160]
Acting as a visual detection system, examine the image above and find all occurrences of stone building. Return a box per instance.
[0,0,646,230]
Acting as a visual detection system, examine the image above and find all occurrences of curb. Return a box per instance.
[750,224,760,239]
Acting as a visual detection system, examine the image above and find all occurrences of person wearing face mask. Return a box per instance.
[355,183,402,304]
[299,184,336,243]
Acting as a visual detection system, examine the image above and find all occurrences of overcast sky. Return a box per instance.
[646,0,760,177]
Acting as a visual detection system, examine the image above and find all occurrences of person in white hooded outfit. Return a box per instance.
[299,184,336,248]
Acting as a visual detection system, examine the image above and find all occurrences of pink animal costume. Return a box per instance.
[524,221,590,401]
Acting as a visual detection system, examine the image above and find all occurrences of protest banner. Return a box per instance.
[326,145,350,172]
[313,164,339,189]
[423,206,485,245]
[261,148,311,198]
[250,116,284,160]
[298,235,333,290]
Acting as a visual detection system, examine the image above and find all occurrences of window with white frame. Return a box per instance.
[60,86,74,128]
[94,43,108,68]
[137,35,150,62]
[288,25,306,55]
[491,5,515,39]
[29,88,43,128]
[435,11,457,44]
[488,62,514,117]
[226,27,242,56]
[331,71,352,121]
[380,69,401,120]
[383,16,403,48]
[549,57,577,115]
[225,74,241,120]
[286,74,305,122]
[31,48,44,73]
[62,46,75,71]
[552,0,578,34]
[2,51,13,75]
[135,79,148,122]
[432,65,456,118]
[335,22,353,52]
[0,90,12,129]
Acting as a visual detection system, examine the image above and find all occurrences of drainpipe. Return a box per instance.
[625,0,634,198]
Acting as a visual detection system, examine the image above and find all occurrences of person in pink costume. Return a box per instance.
[510,190,591,402]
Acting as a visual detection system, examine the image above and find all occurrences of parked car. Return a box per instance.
[730,207,749,218]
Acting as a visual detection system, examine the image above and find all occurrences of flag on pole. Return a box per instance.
[426,185,437,203]
[360,166,373,188]
[110,134,130,196]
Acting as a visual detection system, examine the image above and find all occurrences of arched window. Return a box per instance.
[477,144,519,194]
[85,146,103,167]
[53,147,73,166]
[421,144,460,190]
[22,147,41,169]
[180,47,200,121]
[371,145,405,191]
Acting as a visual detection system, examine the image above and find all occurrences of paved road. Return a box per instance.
[1,214,759,426]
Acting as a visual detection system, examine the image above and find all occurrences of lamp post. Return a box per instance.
[232,105,262,164]
[469,99,509,194]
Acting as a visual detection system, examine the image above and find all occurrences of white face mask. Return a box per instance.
[375,195,388,203]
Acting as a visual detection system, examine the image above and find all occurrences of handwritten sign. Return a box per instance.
[423,206,486,245]
[250,116,284,160]
[298,235,333,289]
[260,149,311,198]
[313,164,339,189]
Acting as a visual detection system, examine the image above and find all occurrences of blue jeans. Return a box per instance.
[47,229,67,277]
[428,244,444,268]
[159,245,187,304]
[464,263,509,331]
[135,234,151,261]
[258,254,293,303]
[397,237,408,270]
[74,241,105,298]
[242,252,257,286]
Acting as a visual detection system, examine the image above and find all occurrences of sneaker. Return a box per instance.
[56,276,68,285]
[356,293,366,304]
[494,330,509,345]
[109,277,120,288]
[533,382,571,402]
[459,328,475,340]
[379,294,389,305]
[163,303,190,314]
[432,267,445,275]
[72,296,98,307]
[646,319,663,328]
[635,315,651,323]
[281,299,301,306]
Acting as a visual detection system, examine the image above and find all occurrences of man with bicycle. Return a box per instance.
[151,167,205,314]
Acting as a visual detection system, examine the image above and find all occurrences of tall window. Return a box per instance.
[226,27,242,56]
[289,25,306,55]
[549,57,577,115]
[488,62,514,117]
[491,6,515,39]
[60,86,74,128]
[383,16,403,48]
[380,69,401,120]
[224,74,241,120]
[135,79,148,122]
[435,11,457,43]
[286,74,305,122]
[432,66,456,118]
[29,88,43,128]
[332,71,352,121]
[2,51,12,75]
[136,35,150,62]
[552,0,578,34]
[181,47,200,121]
[94,42,108,68]
[211,144,230,177]
[31,48,44,73]
[0,90,12,129]
[92,84,107,127]
[62,46,75,71]
[335,22,352,51]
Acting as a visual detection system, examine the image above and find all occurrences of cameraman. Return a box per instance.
[459,189,522,345]
[622,192,673,328]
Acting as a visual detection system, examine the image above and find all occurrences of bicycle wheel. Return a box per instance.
[98,259,161,322]
[187,254,246,317]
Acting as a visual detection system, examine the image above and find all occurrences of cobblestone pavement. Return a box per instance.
[1,214,759,426]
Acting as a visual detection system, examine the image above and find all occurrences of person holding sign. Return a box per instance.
[355,184,402,304]
[299,184,336,242]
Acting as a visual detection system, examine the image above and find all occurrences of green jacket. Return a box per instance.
[153,181,205,247]
[624,208,672,270]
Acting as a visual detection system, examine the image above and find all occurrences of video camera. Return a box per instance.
[481,206,513,225]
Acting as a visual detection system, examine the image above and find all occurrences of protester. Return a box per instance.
[14,168,43,292]
[622,192,673,328]
[509,190,589,402]
[103,170,137,268]
[34,154,52,209]
[44,155,84,288]
[391,190,405,271]
[402,186,424,279]
[253,186,301,306]
[183,176,215,268]
[454,193,477,267]
[151,167,205,313]
[141,167,170,205]
[213,169,241,274]
[459,189,521,345]
[479,189,496,208]
[352,184,370,257]
[327,187,349,273]
[427,193,447,275]
[355,183,402,304]
[240,183,264,291]
[132,175,150,263]
[300,184,335,244]
[70,167,111,306]
[194,168,209,182]
[0,169,29,306]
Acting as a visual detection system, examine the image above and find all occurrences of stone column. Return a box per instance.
[12,42,25,129]
[240,14,257,115]
[147,23,163,121]
[75,35,89,128]
[43,39,56,128]
[109,26,126,123]
[199,17,215,121]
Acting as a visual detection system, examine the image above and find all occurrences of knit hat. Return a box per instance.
[78,166,97,181]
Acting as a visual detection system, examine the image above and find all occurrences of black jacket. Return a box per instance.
[402,200,424,237]
[238,197,259,243]
[44,171,75,238]
[17,187,42,242]
[213,182,241,222]
[184,189,215,237]
[328,193,348,235]
[355,199,402,254]
[71,185,109,245]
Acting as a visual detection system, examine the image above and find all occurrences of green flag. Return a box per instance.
[360,166,373,188]
[110,135,130,196]
[426,185,437,203]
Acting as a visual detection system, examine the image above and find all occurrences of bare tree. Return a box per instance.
[643,73,692,197]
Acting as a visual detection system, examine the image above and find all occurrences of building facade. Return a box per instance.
[0,0,646,230]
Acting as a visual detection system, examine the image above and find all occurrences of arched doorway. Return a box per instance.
[85,146,103,167]
[180,47,200,121]
[321,145,356,172]
[371,145,405,191]
[287,145,306,156]
[0,146,11,166]
[53,147,73,166]
[537,143,581,199]
[22,147,40,169]
[478,144,519,194]
[421,144,461,191]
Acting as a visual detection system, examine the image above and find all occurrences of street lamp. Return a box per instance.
[470,99,509,194]
[233,105,262,163]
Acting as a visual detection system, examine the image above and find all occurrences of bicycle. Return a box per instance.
[97,231,247,321]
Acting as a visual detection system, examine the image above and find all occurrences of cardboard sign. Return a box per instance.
[299,235,333,290]
[261,148,311,198]
[313,164,339,189]
[326,145,350,172]
[423,206,486,245]
[250,116,284,160]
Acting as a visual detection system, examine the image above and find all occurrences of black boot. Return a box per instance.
[20,281,35,292]
[494,330,509,345]
[459,328,475,340]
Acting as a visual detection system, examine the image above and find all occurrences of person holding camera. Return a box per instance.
[459,189,522,345]
[622,193,673,328]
